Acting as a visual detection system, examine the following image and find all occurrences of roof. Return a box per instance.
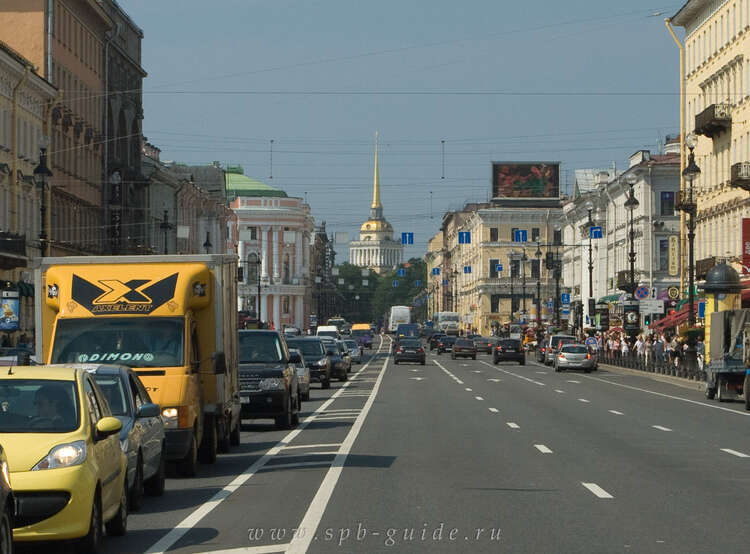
[671,1,703,27]
[648,153,681,166]
[573,168,615,198]
[1,366,78,380]
[225,171,287,198]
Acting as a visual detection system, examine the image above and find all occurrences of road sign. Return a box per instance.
[442,279,449,286]
[401,232,414,245]
[585,337,598,348]
[397,268,406,277]
[635,285,650,300]
[392,280,399,288]
[432,267,440,275]
[667,286,680,300]
[561,293,570,304]
[639,299,664,314]
[458,231,471,244]
[513,229,528,243]
[495,264,503,272]
[463,265,471,274]
[414,280,422,286]
[589,226,603,239]
[698,300,706,318]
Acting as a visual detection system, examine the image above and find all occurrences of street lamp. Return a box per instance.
[248,252,262,322]
[585,199,595,328]
[521,249,528,322]
[33,137,53,257]
[681,132,701,372]
[159,209,172,254]
[553,223,562,327]
[623,174,639,296]
[535,242,542,337]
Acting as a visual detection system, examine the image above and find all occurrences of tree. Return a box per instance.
[331,263,380,323]
[371,258,427,323]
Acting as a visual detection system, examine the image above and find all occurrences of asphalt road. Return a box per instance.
[41,337,750,553]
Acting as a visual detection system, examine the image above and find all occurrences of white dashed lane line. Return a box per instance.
[578,398,590,403]
[488,408,499,413]
[554,389,565,393]
[720,448,750,458]
[465,388,473,392]
[507,422,520,429]
[582,482,614,499]
[475,396,484,401]
[566,380,581,384]
[652,425,672,432]
[534,444,553,454]
[608,410,624,416]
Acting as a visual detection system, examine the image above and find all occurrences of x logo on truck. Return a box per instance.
[71,273,179,314]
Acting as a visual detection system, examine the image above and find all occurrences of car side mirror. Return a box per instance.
[289,352,301,364]
[96,416,122,439]
[136,402,160,419]
[213,351,227,375]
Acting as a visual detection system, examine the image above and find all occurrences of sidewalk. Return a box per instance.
[597,362,705,392]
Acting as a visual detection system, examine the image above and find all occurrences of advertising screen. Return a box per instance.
[492,162,560,199]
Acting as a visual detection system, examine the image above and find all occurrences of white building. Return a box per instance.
[561,141,681,327]
[349,135,403,274]
[228,169,314,331]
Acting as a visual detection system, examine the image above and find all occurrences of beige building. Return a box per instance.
[673,0,750,277]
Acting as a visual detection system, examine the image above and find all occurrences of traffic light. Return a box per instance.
[545,252,554,270]
[644,314,651,326]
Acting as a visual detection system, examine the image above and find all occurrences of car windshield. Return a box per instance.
[562,345,589,354]
[287,340,324,358]
[551,336,575,348]
[92,375,129,416]
[456,339,473,346]
[351,330,370,337]
[238,333,284,363]
[0,379,79,433]
[400,339,421,347]
[50,317,185,368]
[499,340,521,348]
[344,340,358,349]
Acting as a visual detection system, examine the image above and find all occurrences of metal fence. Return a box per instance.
[597,351,706,382]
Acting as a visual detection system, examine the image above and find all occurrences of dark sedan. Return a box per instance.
[473,337,497,354]
[451,338,477,360]
[393,338,425,365]
[287,337,332,389]
[436,336,457,354]
[493,339,526,365]
[429,333,446,351]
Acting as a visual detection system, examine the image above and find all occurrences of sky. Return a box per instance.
[123,0,687,262]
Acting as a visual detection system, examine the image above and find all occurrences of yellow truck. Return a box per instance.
[34,254,241,476]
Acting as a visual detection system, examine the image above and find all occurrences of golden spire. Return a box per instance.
[371,131,381,209]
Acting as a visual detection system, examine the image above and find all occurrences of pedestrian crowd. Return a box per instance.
[583,330,705,372]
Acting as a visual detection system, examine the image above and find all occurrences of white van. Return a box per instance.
[316,325,340,339]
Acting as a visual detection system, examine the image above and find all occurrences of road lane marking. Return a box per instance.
[475,396,484,401]
[480,360,545,386]
[720,448,750,458]
[582,482,614,499]
[578,398,590,403]
[554,389,565,393]
[489,408,499,413]
[312,415,358,420]
[144,337,387,554]
[409,377,426,381]
[534,444,553,454]
[435,360,464,384]
[535,371,548,374]
[282,443,342,450]
[567,380,581,383]
[507,422,520,429]
[207,544,290,553]
[488,378,502,382]
[652,425,672,432]
[472,370,483,373]
[608,410,624,415]
[319,409,360,413]
[465,387,473,392]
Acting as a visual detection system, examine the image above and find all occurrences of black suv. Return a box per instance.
[286,337,332,389]
[238,330,301,429]
[493,338,525,365]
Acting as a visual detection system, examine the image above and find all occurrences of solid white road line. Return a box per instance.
[489,408,499,413]
[582,482,614,499]
[286,354,389,553]
[206,543,290,553]
[652,425,672,432]
[272,451,340,458]
[720,448,750,458]
[145,337,387,554]
[534,444,553,454]
[578,398,590,403]
[480,360,545,386]
[260,462,333,471]
[475,396,484,401]
[535,371,548,374]
[434,360,465,384]
[282,443,342,450]
[319,409,361,413]
[608,410,624,415]
[566,380,581,384]
[312,415,359,420]
[507,422,520,429]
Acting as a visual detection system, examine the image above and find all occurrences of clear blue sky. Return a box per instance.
[124,0,685,261]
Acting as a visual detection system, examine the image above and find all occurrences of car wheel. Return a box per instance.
[584,367,591,373]
[78,491,103,554]
[198,417,218,464]
[145,451,166,497]
[338,371,348,382]
[394,359,399,365]
[105,479,128,536]
[472,355,476,360]
[130,454,144,511]
[716,381,725,402]
[0,509,11,554]
[420,359,425,365]
[291,395,300,426]
[275,396,293,429]
[177,432,198,477]
[322,377,331,389]
[230,422,241,446]
[519,359,525,366]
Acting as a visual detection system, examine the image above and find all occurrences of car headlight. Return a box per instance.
[0,461,10,488]
[32,440,87,470]
[259,378,284,391]
[315,359,328,367]
[162,407,178,429]
[120,438,129,453]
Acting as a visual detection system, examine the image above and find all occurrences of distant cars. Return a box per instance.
[335,340,353,374]
[544,334,576,365]
[451,339,477,360]
[289,348,311,402]
[0,365,128,550]
[473,337,497,354]
[287,337,331,389]
[393,338,425,365]
[319,337,348,381]
[343,339,362,364]
[554,344,596,373]
[436,336,457,354]
[493,338,525,365]
[429,333,446,351]
[89,365,166,511]
[238,330,301,429]
[0,442,13,552]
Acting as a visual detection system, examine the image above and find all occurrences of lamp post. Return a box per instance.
[248,252,262,322]
[535,242,542,338]
[33,137,53,257]
[585,199,595,329]
[624,175,639,296]
[681,132,701,372]
[159,209,172,254]
[521,249,528,320]
[554,223,562,328]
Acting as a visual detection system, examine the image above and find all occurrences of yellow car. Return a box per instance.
[0,365,128,552]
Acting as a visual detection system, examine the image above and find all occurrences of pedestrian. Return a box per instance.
[621,337,629,358]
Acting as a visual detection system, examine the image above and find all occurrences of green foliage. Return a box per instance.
[370,258,427,324]
[333,263,380,323]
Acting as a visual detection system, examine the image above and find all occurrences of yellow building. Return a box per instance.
[426,201,563,336]
[673,1,750,277]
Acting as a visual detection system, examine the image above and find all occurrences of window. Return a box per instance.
[489,227,498,242]
[531,227,540,242]
[531,259,540,279]
[84,378,102,427]
[660,191,675,216]
[659,239,669,271]
[553,229,562,246]
[489,258,499,278]
[248,226,257,240]
[490,294,501,313]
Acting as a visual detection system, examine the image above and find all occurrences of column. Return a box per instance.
[273,227,281,280]
[295,230,302,279]
[260,226,268,279]
[260,292,267,323]
[273,294,281,332]
[295,294,304,329]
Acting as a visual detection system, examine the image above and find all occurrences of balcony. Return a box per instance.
[675,190,696,214]
[731,162,750,192]
[694,103,731,138]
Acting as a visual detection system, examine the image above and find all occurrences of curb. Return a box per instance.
[598,363,705,392]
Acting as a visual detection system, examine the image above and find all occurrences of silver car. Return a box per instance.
[343,339,362,364]
[289,348,311,401]
[554,344,596,373]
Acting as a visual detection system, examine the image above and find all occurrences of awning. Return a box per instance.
[598,293,621,304]
[648,303,699,332]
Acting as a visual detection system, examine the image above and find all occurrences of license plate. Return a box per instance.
[506,349,515,352]
[241,397,250,404]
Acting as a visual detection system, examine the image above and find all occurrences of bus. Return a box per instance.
[388,306,411,333]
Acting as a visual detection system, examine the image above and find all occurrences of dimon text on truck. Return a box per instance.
[34,254,242,476]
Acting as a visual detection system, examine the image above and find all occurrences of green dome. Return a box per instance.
[225,170,287,198]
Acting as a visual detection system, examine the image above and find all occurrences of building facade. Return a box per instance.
[349,136,403,274]
[228,168,314,331]
[673,0,750,279]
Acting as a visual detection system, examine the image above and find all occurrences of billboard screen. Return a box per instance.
[492,162,560,199]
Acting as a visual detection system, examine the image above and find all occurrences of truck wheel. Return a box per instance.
[230,422,241,446]
[198,417,217,464]
[177,433,198,477]
[218,417,231,453]
[716,381,725,402]
[705,386,716,400]
[745,373,750,411]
